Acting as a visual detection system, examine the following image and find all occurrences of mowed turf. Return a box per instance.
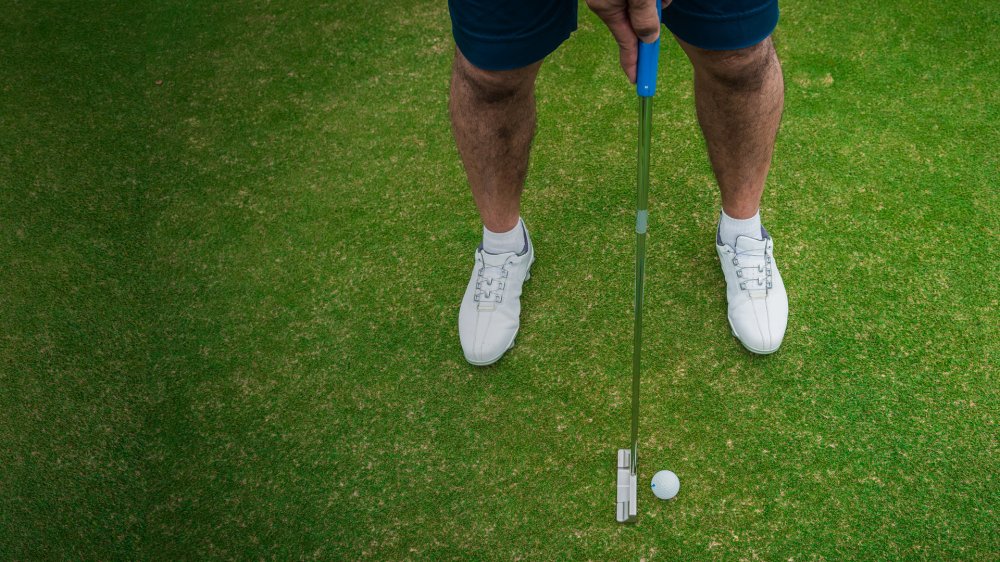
[0,0,997,559]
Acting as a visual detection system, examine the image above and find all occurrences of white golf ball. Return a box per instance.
[651,470,680,500]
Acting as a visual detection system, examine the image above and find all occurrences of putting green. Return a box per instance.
[1,0,996,558]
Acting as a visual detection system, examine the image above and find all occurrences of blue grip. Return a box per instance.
[636,0,662,97]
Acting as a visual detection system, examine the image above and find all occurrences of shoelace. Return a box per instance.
[473,257,511,306]
[731,244,773,294]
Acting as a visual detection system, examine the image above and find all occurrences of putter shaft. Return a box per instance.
[631,96,652,478]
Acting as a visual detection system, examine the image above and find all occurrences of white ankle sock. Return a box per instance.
[483,218,527,255]
[719,209,762,248]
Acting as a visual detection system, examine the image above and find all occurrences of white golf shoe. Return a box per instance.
[458,235,534,366]
[716,227,788,354]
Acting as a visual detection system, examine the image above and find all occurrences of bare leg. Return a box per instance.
[449,48,542,233]
[678,36,784,219]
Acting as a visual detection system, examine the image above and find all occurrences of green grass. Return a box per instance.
[1,0,997,559]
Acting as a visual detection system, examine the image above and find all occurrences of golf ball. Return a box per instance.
[651,470,680,500]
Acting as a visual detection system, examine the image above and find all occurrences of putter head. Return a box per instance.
[616,449,637,523]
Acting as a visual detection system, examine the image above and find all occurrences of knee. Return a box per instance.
[453,49,537,104]
[695,38,777,92]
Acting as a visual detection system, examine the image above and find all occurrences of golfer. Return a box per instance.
[452,0,788,365]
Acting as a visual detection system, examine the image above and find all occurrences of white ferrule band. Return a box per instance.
[636,210,648,234]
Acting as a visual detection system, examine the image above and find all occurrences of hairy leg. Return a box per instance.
[678,36,784,219]
[449,49,543,233]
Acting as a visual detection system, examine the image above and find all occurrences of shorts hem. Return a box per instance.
[453,25,576,71]
[664,0,779,51]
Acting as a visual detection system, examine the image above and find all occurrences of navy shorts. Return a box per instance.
[449,0,779,70]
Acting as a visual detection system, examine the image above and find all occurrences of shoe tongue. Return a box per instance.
[734,234,767,252]
[480,249,514,266]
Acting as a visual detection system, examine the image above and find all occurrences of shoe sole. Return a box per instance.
[465,256,535,367]
[727,314,780,355]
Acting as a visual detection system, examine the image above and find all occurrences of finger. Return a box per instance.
[620,40,638,84]
[629,0,661,43]
[602,12,640,83]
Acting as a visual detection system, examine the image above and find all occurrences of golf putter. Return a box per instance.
[617,0,661,524]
